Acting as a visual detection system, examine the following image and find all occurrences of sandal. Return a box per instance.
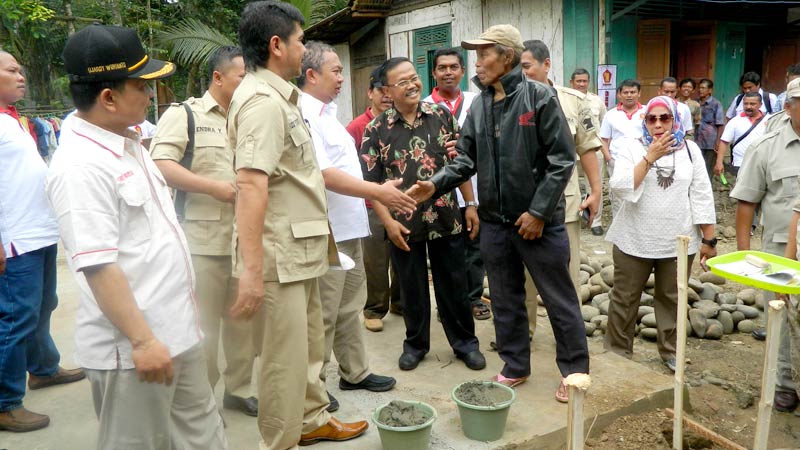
[491,373,528,388]
[472,303,492,320]
[555,378,569,403]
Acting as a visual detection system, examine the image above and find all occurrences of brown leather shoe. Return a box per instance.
[0,406,50,432]
[28,366,86,390]
[299,417,368,446]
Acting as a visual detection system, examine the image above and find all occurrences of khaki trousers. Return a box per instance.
[193,254,260,398]
[258,278,330,450]
[525,221,581,336]
[603,245,694,361]
[318,239,369,384]
[85,345,228,450]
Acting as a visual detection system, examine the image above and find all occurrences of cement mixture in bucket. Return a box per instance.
[454,381,514,407]
[377,401,432,427]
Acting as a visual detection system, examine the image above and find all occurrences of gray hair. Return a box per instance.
[298,41,336,88]
[494,43,521,68]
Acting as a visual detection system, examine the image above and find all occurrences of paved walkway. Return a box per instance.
[1,246,676,450]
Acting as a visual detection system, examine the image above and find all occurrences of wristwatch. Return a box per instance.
[465,201,478,208]
[701,237,718,248]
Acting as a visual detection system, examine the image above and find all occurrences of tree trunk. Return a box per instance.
[108,0,123,26]
[63,0,75,35]
[186,62,199,100]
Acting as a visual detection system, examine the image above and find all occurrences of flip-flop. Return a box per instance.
[472,303,492,320]
[492,373,528,388]
[555,378,569,403]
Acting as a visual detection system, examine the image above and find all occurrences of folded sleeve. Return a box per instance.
[233,95,285,176]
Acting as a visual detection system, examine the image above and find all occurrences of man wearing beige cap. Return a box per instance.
[731,76,800,413]
[407,24,589,402]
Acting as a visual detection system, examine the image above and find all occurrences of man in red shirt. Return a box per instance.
[346,65,401,332]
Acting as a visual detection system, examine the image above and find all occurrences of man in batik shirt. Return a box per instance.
[359,57,485,373]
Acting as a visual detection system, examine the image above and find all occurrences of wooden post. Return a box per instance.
[673,235,690,450]
[753,300,787,450]
[565,373,591,450]
[665,409,747,450]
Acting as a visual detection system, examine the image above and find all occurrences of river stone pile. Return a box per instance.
[482,251,765,339]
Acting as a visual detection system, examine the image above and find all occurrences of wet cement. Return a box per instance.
[454,381,513,407]
[377,401,432,427]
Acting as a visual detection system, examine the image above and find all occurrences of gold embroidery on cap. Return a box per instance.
[139,61,175,79]
[128,55,149,72]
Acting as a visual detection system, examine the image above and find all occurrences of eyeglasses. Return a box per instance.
[388,75,420,89]
[645,114,673,124]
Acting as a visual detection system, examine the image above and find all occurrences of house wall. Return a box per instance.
[333,43,354,124]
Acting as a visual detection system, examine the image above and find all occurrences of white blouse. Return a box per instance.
[605,138,716,258]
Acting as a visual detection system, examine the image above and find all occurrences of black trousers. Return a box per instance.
[390,235,479,358]
[480,221,589,378]
[460,207,486,306]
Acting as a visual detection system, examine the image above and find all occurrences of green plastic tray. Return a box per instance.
[706,250,800,294]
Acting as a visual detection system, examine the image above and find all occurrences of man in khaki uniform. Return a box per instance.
[151,46,260,416]
[731,77,800,412]
[519,40,602,337]
[228,2,368,449]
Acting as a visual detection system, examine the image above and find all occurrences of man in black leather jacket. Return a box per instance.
[407,24,589,401]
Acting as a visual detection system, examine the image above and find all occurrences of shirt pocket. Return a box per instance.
[770,168,799,199]
[192,134,227,169]
[287,122,316,169]
[118,177,152,243]
[277,218,329,273]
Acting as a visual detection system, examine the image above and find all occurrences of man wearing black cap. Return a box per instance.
[46,25,227,449]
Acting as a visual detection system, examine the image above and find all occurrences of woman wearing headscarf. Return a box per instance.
[604,96,717,372]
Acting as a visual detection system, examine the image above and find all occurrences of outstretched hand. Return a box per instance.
[405,180,436,204]
[376,179,417,214]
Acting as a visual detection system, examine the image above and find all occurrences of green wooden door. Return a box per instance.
[714,23,746,110]
[563,0,597,88]
[413,24,466,96]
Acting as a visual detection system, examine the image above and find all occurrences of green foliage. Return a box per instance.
[158,18,235,67]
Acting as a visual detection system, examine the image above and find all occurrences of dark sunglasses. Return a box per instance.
[645,114,673,124]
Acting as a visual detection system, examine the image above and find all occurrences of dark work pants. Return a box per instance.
[480,221,589,379]
[460,207,486,306]
[363,208,402,319]
[390,235,479,358]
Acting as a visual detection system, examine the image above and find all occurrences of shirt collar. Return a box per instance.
[386,102,435,126]
[365,107,375,120]
[70,115,140,157]
[301,92,338,117]
[252,67,300,105]
[201,90,224,113]
[0,104,19,120]
[780,120,800,144]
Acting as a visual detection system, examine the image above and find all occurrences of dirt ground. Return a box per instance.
[581,179,800,449]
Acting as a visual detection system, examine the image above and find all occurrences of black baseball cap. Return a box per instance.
[369,65,383,89]
[63,25,175,83]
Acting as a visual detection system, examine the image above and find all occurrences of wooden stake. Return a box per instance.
[565,373,591,450]
[673,235,690,450]
[753,300,787,450]
[665,409,747,450]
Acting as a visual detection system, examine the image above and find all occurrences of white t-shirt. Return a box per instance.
[423,89,479,207]
[725,88,781,119]
[301,94,370,243]
[720,112,767,167]
[599,104,647,158]
[46,116,201,370]
[0,112,59,256]
[677,101,693,134]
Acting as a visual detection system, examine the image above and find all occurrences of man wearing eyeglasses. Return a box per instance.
[359,57,485,373]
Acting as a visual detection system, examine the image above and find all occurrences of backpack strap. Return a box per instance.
[173,102,195,221]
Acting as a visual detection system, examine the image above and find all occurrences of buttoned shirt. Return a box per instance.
[423,88,479,208]
[599,103,647,158]
[228,68,330,283]
[586,92,607,126]
[554,85,602,223]
[696,96,725,150]
[731,123,800,247]
[720,112,766,167]
[0,106,59,257]
[150,91,234,256]
[46,116,201,370]
[606,138,715,258]
[360,102,462,243]
[301,94,369,243]
[726,88,781,119]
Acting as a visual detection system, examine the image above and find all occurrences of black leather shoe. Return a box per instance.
[774,390,799,413]
[591,226,604,236]
[222,392,258,417]
[398,352,422,371]
[457,350,487,370]
[752,327,767,341]
[339,373,396,392]
[326,391,339,413]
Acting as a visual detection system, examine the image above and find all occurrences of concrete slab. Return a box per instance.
[1,251,678,450]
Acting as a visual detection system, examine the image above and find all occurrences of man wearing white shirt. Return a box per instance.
[658,77,694,140]
[599,79,646,217]
[726,71,780,120]
[715,92,767,176]
[298,42,416,410]
[422,48,490,321]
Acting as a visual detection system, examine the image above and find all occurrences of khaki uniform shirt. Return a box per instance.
[150,91,234,256]
[765,109,790,133]
[228,68,330,283]
[730,123,800,247]
[555,85,603,223]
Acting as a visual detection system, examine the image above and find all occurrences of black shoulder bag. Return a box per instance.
[173,103,195,221]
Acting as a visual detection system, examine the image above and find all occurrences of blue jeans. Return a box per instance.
[0,243,61,411]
